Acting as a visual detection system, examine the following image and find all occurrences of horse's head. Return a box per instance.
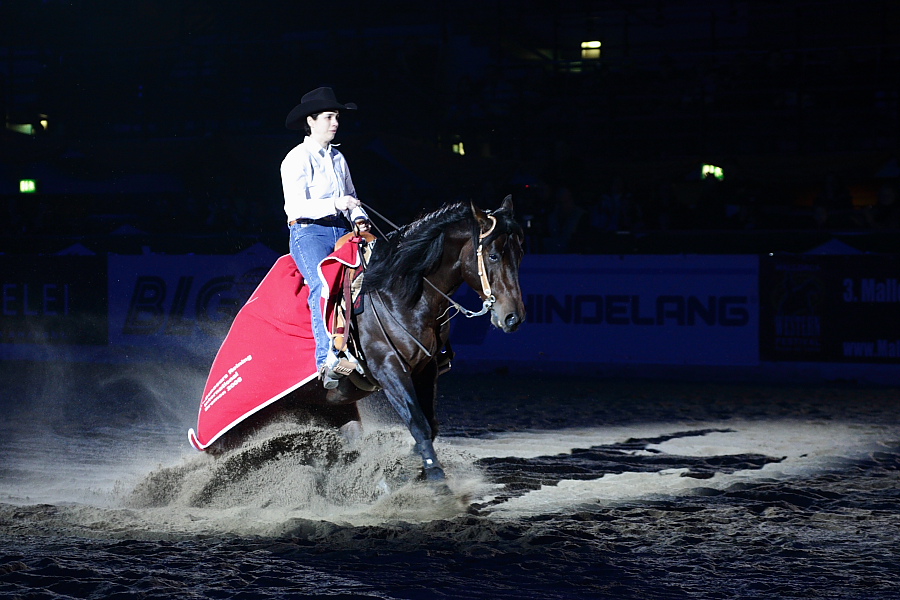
[467,196,526,333]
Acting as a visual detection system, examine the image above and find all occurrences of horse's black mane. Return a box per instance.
[363,203,471,303]
[363,201,518,305]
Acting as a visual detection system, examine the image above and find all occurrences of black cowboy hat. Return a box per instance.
[285,87,357,130]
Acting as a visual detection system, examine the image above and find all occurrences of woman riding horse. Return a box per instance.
[204,197,525,481]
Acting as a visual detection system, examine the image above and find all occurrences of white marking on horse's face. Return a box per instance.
[490,308,502,330]
[490,300,524,333]
[481,231,525,333]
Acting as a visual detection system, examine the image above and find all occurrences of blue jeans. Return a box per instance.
[289,222,348,368]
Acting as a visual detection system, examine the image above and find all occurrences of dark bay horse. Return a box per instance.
[208,197,525,481]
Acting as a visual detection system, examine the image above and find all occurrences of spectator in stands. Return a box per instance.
[590,176,631,232]
[543,186,590,253]
[726,183,763,230]
[696,171,727,229]
[510,178,550,254]
[2,197,26,235]
[647,179,676,231]
[864,182,900,229]
[812,171,855,229]
[281,86,371,388]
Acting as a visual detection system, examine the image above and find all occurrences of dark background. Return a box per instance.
[2,0,899,255]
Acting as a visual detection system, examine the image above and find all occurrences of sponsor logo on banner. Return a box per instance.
[108,248,279,347]
[759,257,825,359]
[761,254,900,363]
[451,255,759,366]
[523,293,750,326]
[0,256,108,345]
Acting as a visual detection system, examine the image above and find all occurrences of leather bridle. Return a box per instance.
[360,201,500,320]
[355,204,505,374]
[424,212,497,321]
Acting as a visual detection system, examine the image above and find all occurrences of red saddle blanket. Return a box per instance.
[188,238,364,451]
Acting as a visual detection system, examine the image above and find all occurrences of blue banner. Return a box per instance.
[760,254,900,363]
[107,244,280,357]
[451,255,759,367]
[0,255,108,346]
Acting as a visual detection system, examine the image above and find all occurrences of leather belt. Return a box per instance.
[288,214,349,228]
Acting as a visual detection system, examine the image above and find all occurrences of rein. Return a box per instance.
[423,213,497,323]
[359,201,401,237]
[361,201,499,322]
[354,203,502,373]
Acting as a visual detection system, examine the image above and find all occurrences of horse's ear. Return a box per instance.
[471,201,491,231]
[500,194,514,215]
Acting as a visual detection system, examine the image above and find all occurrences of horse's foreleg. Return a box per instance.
[413,361,440,440]
[378,372,446,481]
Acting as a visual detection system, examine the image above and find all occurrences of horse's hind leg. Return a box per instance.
[318,402,363,442]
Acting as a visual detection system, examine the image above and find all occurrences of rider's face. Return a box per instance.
[307,111,339,146]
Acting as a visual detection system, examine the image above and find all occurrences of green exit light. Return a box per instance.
[701,164,724,181]
[19,179,37,193]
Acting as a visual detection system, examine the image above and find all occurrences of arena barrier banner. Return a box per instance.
[0,255,108,347]
[760,254,900,363]
[16,251,900,374]
[107,243,279,358]
[450,254,760,366]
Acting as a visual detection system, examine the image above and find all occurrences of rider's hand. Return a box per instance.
[354,218,371,233]
[334,195,360,211]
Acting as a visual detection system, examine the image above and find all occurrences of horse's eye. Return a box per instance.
[488,253,500,262]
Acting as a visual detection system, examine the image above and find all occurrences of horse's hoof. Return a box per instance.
[339,420,363,443]
[421,464,446,482]
[376,478,392,496]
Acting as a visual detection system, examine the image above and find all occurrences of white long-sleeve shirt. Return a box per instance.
[280,136,368,223]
